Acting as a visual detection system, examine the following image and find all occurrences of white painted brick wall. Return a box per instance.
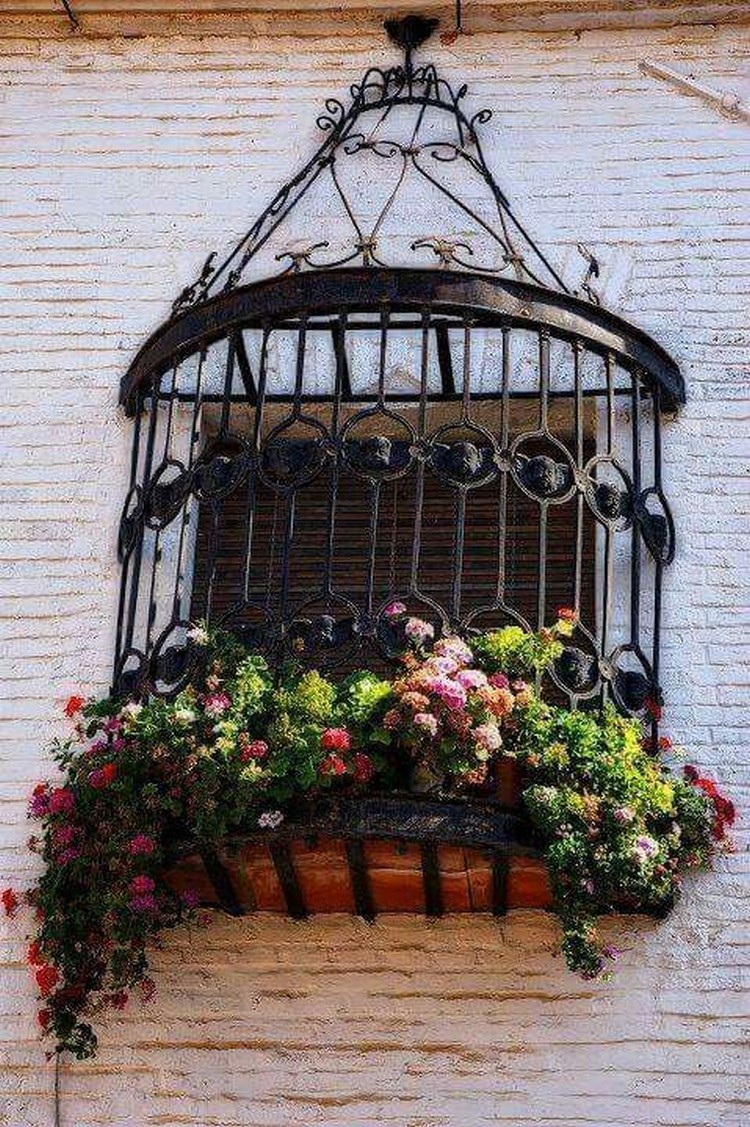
[1,21,748,1127]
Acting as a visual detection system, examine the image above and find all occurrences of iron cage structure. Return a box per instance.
[114,17,683,736]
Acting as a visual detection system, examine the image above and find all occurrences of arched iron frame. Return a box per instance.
[114,19,684,732]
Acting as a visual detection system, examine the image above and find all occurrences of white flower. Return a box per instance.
[174,707,196,726]
[121,702,143,719]
[187,625,209,646]
[258,810,284,830]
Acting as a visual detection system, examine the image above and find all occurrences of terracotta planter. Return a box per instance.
[165,840,552,916]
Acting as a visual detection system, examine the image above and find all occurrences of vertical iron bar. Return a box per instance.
[496,327,510,602]
[420,842,443,918]
[630,369,642,647]
[409,309,431,595]
[269,841,307,920]
[345,839,375,921]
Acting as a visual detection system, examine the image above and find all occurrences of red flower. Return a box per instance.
[353,753,375,783]
[645,697,662,721]
[35,964,60,996]
[240,738,268,763]
[1,888,19,918]
[48,787,75,815]
[321,728,351,752]
[127,834,155,856]
[37,1009,51,1030]
[64,695,86,718]
[108,990,129,1011]
[130,874,155,895]
[88,763,117,788]
[139,977,156,1003]
[320,754,347,777]
[27,941,44,966]
[556,607,577,622]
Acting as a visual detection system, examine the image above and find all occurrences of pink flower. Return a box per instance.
[429,676,467,711]
[413,712,439,737]
[57,848,82,866]
[181,888,200,909]
[428,655,459,676]
[128,834,156,856]
[405,617,435,644]
[29,786,50,818]
[488,672,510,689]
[258,810,284,830]
[384,601,407,618]
[88,763,117,789]
[614,807,634,825]
[602,944,622,962]
[434,636,473,666]
[48,787,75,815]
[473,722,502,752]
[383,709,402,730]
[130,874,155,895]
[204,693,231,717]
[456,669,488,691]
[53,825,77,848]
[130,893,157,912]
[321,728,351,752]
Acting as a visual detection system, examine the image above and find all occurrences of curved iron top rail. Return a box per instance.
[121,267,685,414]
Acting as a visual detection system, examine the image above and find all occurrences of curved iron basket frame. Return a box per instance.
[114,19,683,747]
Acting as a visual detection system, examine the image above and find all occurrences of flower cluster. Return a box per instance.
[384,629,525,787]
[2,617,733,1057]
[510,699,734,979]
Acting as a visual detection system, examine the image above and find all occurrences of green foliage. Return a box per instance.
[9,618,731,1057]
[472,623,564,677]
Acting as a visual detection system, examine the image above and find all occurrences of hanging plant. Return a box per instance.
[4,616,733,1058]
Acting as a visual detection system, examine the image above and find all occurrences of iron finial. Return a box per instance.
[384,14,439,74]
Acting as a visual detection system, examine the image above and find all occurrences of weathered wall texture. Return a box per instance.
[1,19,748,1127]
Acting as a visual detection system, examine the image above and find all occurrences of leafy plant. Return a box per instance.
[3,616,732,1056]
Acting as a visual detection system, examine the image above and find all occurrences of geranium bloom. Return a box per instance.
[613,806,634,825]
[413,712,438,737]
[434,635,473,666]
[128,834,156,856]
[88,763,117,789]
[2,888,19,917]
[130,893,157,912]
[320,754,347,776]
[186,624,209,645]
[204,692,231,717]
[321,728,351,752]
[27,940,44,965]
[474,722,502,752]
[384,600,406,618]
[48,787,75,815]
[488,672,510,689]
[456,669,488,691]
[174,707,196,725]
[556,607,577,622]
[429,676,467,711]
[35,965,60,996]
[353,753,375,783]
[37,1009,51,1030]
[64,695,85,718]
[130,874,155,895]
[29,786,50,818]
[180,888,201,908]
[382,709,402,730]
[240,738,268,762]
[405,617,434,644]
[632,835,659,863]
[258,810,284,830]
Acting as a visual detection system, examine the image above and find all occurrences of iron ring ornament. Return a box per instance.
[113,15,683,718]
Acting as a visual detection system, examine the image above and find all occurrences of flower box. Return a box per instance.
[163,793,553,919]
